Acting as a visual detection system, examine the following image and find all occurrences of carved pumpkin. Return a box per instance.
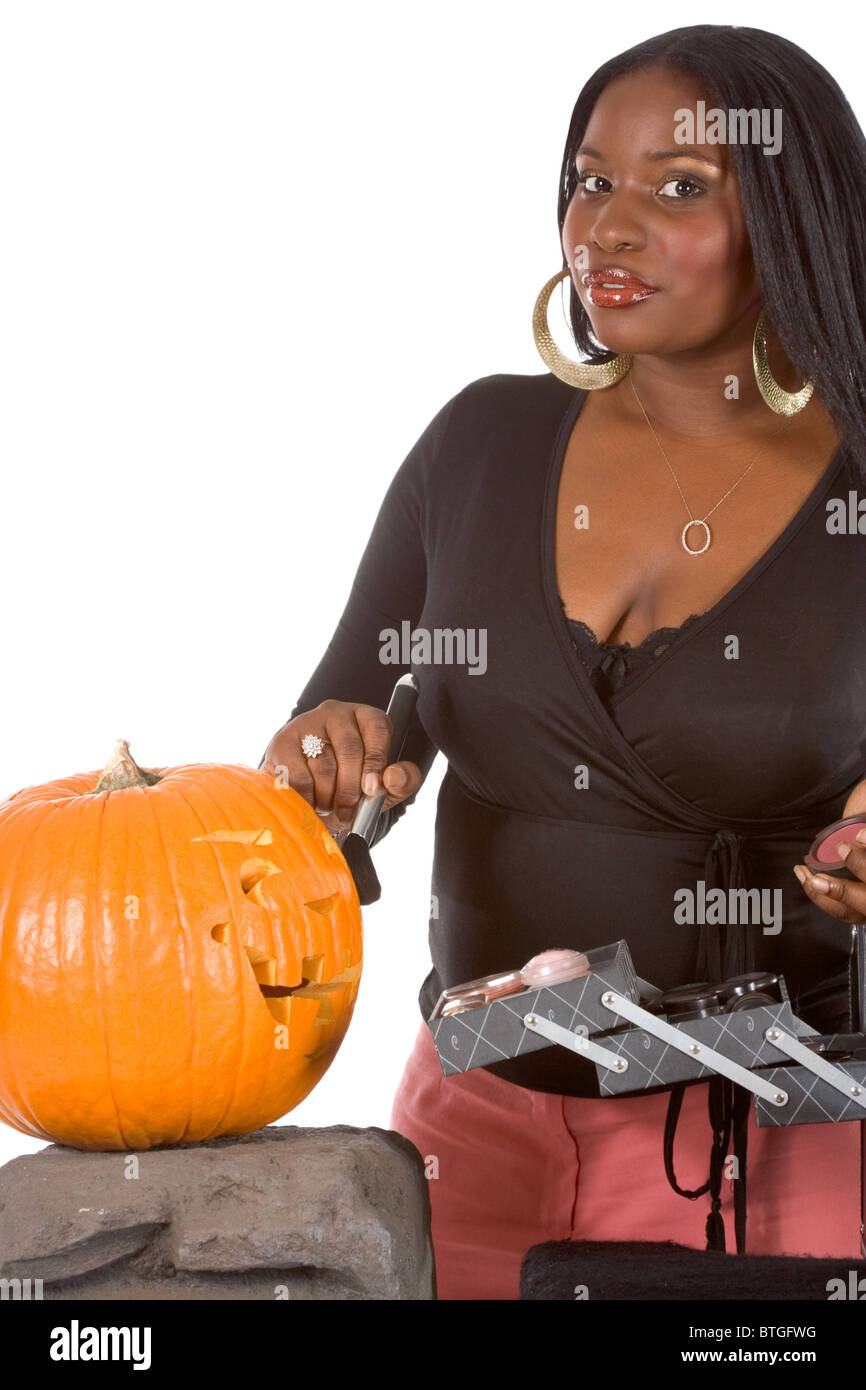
[0,741,363,1150]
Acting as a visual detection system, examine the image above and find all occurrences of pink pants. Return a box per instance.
[389,1021,862,1300]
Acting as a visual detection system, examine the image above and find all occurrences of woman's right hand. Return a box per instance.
[258,699,423,835]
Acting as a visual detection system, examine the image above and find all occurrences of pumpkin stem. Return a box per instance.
[93,738,162,793]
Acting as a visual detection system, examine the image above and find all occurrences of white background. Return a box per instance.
[0,1,862,1166]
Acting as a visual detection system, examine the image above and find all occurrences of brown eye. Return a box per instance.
[659,176,705,199]
[577,173,611,194]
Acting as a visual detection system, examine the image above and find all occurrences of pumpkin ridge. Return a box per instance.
[159,781,230,1145]
[0,802,63,1139]
[91,787,131,1149]
[0,792,72,832]
[171,778,256,1143]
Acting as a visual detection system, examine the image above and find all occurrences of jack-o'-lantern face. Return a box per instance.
[197,826,362,1077]
[0,743,363,1150]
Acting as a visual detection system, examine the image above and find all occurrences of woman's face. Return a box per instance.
[561,65,762,358]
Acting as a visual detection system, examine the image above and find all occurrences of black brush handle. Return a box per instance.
[349,673,420,845]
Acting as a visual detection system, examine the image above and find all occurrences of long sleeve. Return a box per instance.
[258,386,464,847]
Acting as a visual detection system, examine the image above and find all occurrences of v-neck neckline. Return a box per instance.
[540,378,847,780]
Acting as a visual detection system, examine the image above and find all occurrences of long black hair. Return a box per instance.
[557,25,866,477]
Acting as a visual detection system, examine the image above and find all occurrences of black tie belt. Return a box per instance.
[665,826,753,1254]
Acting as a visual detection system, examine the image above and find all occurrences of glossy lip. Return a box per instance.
[580,265,657,308]
[581,266,656,290]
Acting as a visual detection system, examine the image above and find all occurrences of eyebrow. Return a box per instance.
[577,144,722,169]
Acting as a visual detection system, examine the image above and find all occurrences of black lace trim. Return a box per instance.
[559,596,705,696]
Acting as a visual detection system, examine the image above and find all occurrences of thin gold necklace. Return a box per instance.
[629,377,794,555]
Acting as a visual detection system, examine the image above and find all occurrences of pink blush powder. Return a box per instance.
[520,948,591,988]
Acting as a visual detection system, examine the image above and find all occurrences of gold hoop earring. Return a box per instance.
[532,267,632,389]
[752,311,814,415]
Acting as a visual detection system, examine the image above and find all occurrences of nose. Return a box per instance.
[587,194,647,256]
[592,230,633,253]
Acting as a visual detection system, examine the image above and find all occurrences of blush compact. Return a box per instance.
[804,814,866,874]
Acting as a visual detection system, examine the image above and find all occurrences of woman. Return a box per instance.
[259,25,866,1300]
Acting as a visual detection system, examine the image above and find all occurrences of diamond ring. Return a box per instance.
[300,733,331,759]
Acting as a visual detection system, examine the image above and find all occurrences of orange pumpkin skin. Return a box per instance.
[0,746,363,1150]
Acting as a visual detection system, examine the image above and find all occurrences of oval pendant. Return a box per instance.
[682,519,711,555]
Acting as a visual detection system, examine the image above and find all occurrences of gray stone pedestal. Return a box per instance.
[0,1125,435,1300]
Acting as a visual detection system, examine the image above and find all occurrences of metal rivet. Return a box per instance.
[852,1086,862,1097]
[602,993,614,1005]
[689,1043,700,1054]
[767,1029,779,1041]
[774,1092,785,1103]
[614,1059,625,1070]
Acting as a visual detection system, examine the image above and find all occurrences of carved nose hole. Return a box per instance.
[239,858,283,897]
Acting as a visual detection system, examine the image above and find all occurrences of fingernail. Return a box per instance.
[856,828,866,844]
[387,766,406,787]
[362,772,379,796]
[811,874,831,893]
[793,865,807,885]
[837,842,852,860]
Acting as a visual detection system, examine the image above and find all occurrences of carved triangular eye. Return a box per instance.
[193,828,274,845]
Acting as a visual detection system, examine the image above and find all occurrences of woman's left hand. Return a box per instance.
[794,779,866,924]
